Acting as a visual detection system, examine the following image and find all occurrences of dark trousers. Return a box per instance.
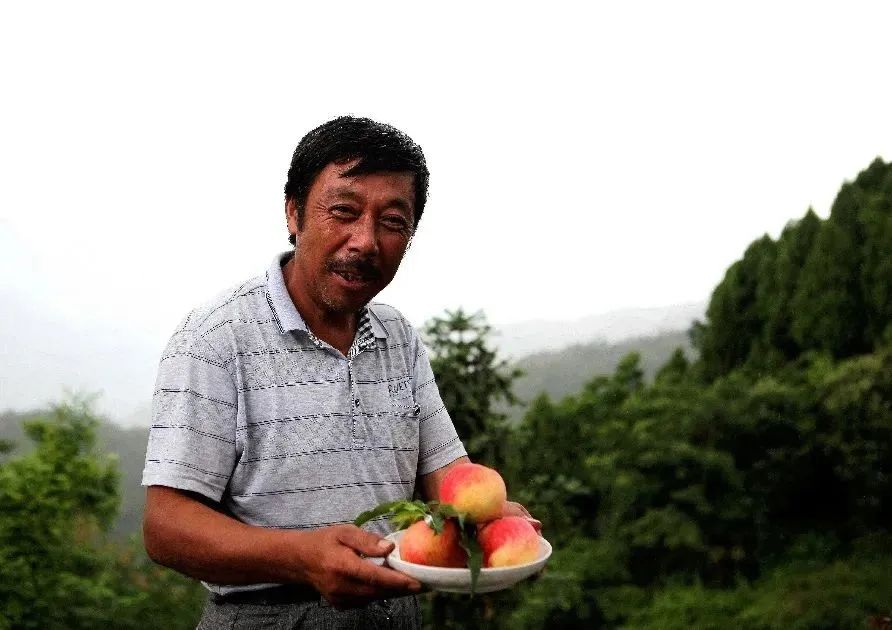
[196,586,421,630]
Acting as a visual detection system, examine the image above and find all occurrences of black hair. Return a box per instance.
[284,116,430,245]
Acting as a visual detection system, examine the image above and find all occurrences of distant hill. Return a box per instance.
[506,329,695,421]
[492,302,704,358]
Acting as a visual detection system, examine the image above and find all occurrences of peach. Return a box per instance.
[399,518,466,568]
[439,463,507,523]
[478,516,540,568]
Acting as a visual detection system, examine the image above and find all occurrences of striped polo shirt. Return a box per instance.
[142,252,467,593]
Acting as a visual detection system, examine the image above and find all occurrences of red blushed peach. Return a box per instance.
[399,519,466,568]
[478,516,540,568]
[439,463,507,523]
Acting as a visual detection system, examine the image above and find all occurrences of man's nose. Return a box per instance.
[347,213,379,255]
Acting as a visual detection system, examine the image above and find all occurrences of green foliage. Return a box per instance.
[0,399,120,628]
[503,340,890,628]
[764,209,821,360]
[0,399,205,630]
[0,408,150,540]
[695,158,892,378]
[354,499,430,529]
[624,534,892,630]
[423,308,522,467]
[85,539,207,630]
[791,195,866,355]
[435,292,892,628]
[698,236,778,378]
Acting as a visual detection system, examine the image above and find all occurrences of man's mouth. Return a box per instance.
[328,259,381,287]
[334,270,373,284]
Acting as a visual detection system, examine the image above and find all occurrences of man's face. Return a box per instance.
[286,159,415,317]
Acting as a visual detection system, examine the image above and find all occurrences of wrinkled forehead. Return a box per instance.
[314,161,416,210]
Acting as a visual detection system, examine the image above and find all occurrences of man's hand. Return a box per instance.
[501,500,542,532]
[298,525,422,609]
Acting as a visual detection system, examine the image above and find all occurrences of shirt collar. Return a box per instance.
[266,252,308,334]
[366,306,388,340]
[266,252,388,340]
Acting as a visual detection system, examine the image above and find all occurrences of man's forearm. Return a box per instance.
[143,485,307,585]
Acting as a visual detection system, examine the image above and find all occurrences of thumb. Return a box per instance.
[338,526,395,557]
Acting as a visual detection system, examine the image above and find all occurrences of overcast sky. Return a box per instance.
[2,2,891,387]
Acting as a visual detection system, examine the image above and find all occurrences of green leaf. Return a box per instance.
[424,502,470,537]
[434,503,463,519]
[458,522,483,596]
[391,509,427,530]
[354,499,434,531]
[353,500,413,527]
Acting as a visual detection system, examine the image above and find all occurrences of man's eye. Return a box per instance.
[383,217,409,231]
[331,206,357,217]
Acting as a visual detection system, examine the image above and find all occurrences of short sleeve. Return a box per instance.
[410,330,468,475]
[142,322,238,502]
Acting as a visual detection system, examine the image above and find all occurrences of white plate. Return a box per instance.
[384,530,552,594]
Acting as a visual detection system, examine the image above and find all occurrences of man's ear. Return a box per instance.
[285,198,299,242]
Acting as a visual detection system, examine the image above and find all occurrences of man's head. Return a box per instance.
[283,117,428,318]
[284,116,429,243]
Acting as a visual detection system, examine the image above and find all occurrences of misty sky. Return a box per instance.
[2,2,892,418]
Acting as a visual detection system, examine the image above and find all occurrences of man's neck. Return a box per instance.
[282,257,358,356]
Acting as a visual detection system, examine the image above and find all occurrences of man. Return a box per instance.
[142,117,531,629]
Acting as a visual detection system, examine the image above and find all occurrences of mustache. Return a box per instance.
[326,256,382,280]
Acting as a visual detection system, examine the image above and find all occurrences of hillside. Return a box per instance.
[507,329,694,419]
[493,303,703,358]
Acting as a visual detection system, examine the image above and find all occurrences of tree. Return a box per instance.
[695,235,777,379]
[0,400,206,630]
[765,209,821,360]
[857,160,892,345]
[0,399,120,629]
[791,183,867,357]
[423,309,522,468]
[419,310,524,629]
[693,158,892,375]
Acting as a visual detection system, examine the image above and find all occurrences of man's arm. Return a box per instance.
[143,485,421,608]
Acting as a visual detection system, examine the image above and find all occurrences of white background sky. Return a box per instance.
[2,2,892,418]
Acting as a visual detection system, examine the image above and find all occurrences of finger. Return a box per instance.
[337,526,395,557]
[502,501,532,518]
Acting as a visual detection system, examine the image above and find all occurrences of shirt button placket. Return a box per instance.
[348,359,364,448]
